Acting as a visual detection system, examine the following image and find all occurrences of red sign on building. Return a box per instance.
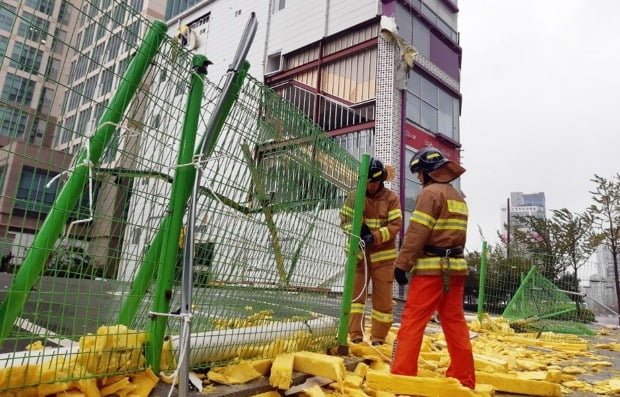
[404,123,461,163]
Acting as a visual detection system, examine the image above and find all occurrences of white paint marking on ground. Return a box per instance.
[14,317,77,348]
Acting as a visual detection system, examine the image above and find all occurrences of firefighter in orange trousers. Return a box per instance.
[391,146,475,389]
[340,158,402,346]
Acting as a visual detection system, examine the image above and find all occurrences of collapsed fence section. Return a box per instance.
[475,243,607,340]
[0,0,361,392]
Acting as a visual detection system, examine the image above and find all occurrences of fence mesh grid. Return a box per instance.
[476,247,601,340]
[0,0,358,392]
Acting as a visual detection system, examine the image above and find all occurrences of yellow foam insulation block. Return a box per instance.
[129,368,159,397]
[269,353,295,389]
[251,358,274,375]
[475,371,561,396]
[499,336,588,352]
[368,359,390,373]
[585,360,613,367]
[293,351,346,382]
[561,366,586,375]
[474,383,495,396]
[303,384,327,397]
[608,377,620,393]
[595,342,620,352]
[353,362,369,378]
[473,354,510,372]
[348,344,390,363]
[343,373,363,388]
[208,361,263,385]
[515,358,547,371]
[343,385,370,397]
[99,377,133,396]
[25,340,44,350]
[365,370,476,397]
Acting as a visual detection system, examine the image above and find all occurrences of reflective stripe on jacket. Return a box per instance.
[340,186,402,264]
[395,182,468,276]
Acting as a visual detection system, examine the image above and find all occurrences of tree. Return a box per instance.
[588,173,620,325]
[510,215,563,280]
[552,208,603,294]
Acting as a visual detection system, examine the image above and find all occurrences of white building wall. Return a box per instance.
[266,0,378,59]
[170,0,270,80]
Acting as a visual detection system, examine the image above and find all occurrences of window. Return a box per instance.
[51,28,66,54]
[10,41,44,73]
[1,73,36,105]
[99,67,114,95]
[406,70,459,139]
[15,167,59,214]
[17,12,49,43]
[26,0,55,16]
[404,148,422,212]
[130,0,143,12]
[0,4,17,32]
[0,36,8,63]
[37,86,55,114]
[272,0,285,13]
[82,24,95,49]
[0,104,28,138]
[131,227,141,244]
[76,108,92,136]
[57,1,71,24]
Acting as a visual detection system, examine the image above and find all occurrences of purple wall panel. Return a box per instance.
[430,33,460,81]
[381,0,396,17]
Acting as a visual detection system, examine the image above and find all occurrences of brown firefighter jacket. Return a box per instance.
[340,187,402,264]
[395,181,468,276]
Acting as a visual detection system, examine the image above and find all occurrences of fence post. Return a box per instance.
[477,240,488,321]
[146,54,210,374]
[0,20,168,344]
[337,153,370,355]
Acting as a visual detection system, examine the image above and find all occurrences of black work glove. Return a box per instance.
[394,267,409,286]
[360,223,374,247]
[362,233,374,247]
[360,223,371,237]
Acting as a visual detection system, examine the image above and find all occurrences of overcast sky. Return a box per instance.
[458,0,620,252]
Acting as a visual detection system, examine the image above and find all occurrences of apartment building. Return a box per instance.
[167,0,463,223]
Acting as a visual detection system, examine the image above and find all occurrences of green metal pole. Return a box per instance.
[477,240,488,321]
[117,62,250,326]
[337,153,370,354]
[146,55,209,373]
[0,20,168,343]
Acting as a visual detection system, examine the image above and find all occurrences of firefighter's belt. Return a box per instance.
[424,245,463,257]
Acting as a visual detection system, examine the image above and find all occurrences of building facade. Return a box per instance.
[0,0,77,265]
[167,0,463,225]
[500,191,546,242]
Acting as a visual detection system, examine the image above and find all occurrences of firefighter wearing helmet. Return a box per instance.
[339,158,402,346]
[391,146,475,389]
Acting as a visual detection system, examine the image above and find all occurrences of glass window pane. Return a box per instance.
[421,102,437,132]
[407,70,421,96]
[438,89,454,137]
[412,15,430,58]
[405,179,421,211]
[406,92,420,124]
[421,77,437,106]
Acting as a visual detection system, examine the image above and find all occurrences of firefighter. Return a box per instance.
[391,146,475,389]
[340,158,402,346]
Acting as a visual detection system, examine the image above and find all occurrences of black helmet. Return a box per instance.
[368,157,387,182]
[409,146,448,175]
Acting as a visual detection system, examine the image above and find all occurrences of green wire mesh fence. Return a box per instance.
[476,246,600,341]
[0,0,359,393]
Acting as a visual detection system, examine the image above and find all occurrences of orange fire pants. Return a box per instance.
[391,275,475,389]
